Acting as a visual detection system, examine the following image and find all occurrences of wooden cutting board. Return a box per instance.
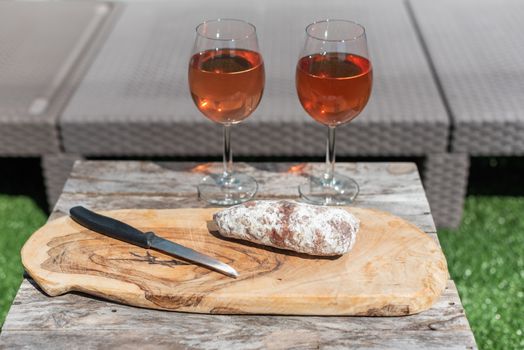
[22,207,447,316]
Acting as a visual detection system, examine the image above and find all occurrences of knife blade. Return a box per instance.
[69,206,238,278]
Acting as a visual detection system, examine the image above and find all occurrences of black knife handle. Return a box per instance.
[69,206,154,249]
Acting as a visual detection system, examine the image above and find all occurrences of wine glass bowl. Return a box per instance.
[188,19,265,205]
[296,52,372,126]
[296,20,373,205]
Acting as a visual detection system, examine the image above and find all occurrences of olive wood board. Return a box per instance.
[21,207,448,316]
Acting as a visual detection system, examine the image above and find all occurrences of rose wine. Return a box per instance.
[189,48,264,124]
[296,52,372,126]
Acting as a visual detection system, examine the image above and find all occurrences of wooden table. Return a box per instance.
[1,161,477,349]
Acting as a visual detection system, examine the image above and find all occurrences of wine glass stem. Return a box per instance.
[223,124,233,178]
[325,126,336,185]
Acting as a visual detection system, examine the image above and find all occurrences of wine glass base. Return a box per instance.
[299,173,359,205]
[198,172,258,206]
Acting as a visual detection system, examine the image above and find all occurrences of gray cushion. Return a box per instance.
[410,0,524,155]
[61,0,449,157]
[0,2,111,155]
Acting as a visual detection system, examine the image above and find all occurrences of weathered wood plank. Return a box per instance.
[51,162,436,233]
[1,161,476,349]
[3,280,476,349]
[4,280,469,333]
[1,280,475,349]
[0,329,477,350]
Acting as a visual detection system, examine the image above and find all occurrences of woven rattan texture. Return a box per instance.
[42,154,82,208]
[0,123,58,156]
[410,0,524,155]
[423,153,469,228]
[0,2,111,155]
[61,0,448,157]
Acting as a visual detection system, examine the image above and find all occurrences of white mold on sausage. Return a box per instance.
[213,200,359,256]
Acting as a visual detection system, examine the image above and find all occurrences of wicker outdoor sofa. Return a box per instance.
[409,0,524,160]
[0,2,112,156]
[9,0,516,229]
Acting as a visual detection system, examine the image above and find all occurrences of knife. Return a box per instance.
[69,206,238,278]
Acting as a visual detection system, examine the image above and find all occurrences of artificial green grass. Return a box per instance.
[0,195,46,326]
[438,196,524,350]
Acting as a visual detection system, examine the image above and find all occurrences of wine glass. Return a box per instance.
[188,19,265,205]
[295,19,373,205]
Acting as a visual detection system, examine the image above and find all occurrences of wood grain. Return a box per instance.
[52,162,438,234]
[1,161,477,349]
[22,207,447,316]
[2,281,476,349]
[0,329,477,350]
